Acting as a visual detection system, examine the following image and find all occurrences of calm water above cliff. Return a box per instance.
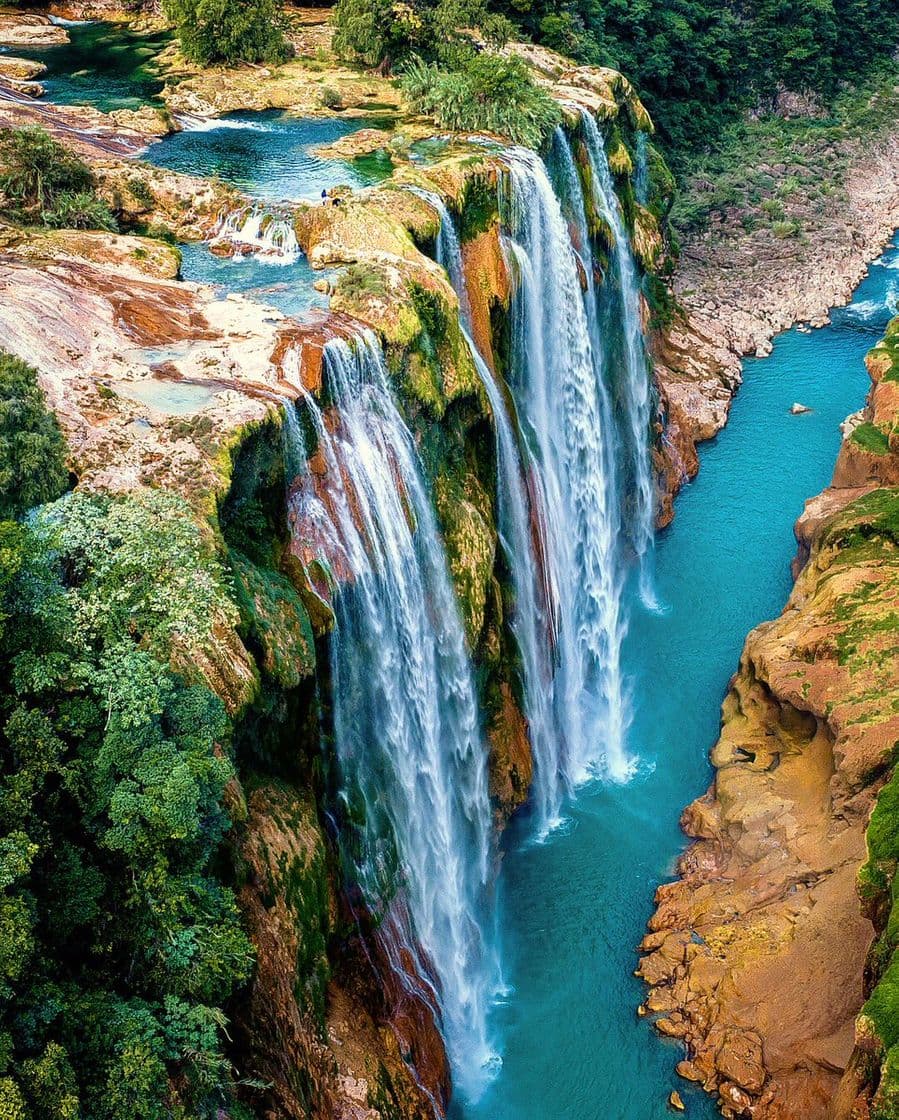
[454,237,899,1120]
[146,113,393,202]
[11,20,169,111]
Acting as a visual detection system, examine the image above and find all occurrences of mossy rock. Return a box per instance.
[229,548,316,689]
[433,462,496,647]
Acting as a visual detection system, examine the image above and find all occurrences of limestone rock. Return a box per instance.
[0,12,68,47]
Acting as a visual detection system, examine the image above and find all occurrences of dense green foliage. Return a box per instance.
[493,0,899,155]
[335,0,899,158]
[0,128,117,231]
[0,469,256,1116]
[163,0,291,66]
[401,53,561,148]
[334,0,559,145]
[670,59,899,233]
[0,354,69,522]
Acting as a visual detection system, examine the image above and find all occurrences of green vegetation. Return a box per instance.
[0,353,69,521]
[163,0,291,66]
[0,373,260,1117]
[401,53,561,148]
[483,0,899,158]
[336,0,898,164]
[670,61,899,234]
[334,0,514,73]
[851,421,892,456]
[0,128,117,232]
[334,0,559,147]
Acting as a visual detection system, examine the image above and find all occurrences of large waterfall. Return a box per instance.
[285,333,500,1099]
[282,113,656,1099]
[500,144,631,806]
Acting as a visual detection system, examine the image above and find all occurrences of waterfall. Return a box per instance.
[284,333,500,1100]
[577,110,657,600]
[634,131,650,206]
[211,204,300,263]
[405,186,472,325]
[408,184,569,829]
[500,145,631,797]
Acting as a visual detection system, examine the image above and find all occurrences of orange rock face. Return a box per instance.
[461,223,511,372]
[642,321,899,1120]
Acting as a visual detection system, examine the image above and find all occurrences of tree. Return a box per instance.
[401,51,562,147]
[0,353,68,521]
[0,491,254,1120]
[0,127,118,231]
[163,0,292,66]
[0,127,92,210]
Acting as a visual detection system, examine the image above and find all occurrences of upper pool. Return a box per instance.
[145,113,394,203]
[9,19,169,112]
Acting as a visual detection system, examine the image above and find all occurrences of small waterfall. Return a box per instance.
[285,333,500,1099]
[405,185,471,325]
[577,110,656,599]
[500,145,631,799]
[211,204,300,263]
[634,131,650,206]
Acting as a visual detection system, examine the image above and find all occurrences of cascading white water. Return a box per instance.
[211,204,300,263]
[500,145,631,799]
[634,130,650,206]
[408,185,566,829]
[577,110,657,599]
[285,332,500,1100]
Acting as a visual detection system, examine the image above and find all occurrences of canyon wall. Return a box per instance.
[641,317,899,1119]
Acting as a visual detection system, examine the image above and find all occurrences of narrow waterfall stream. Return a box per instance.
[284,334,501,1099]
[501,144,632,806]
[578,111,657,598]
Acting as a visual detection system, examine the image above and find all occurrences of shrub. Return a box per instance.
[41,190,118,232]
[126,177,156,208]
[333,0,423,70]
[401,52,561,149]
[319,85,343,110]
[0,127,93,210]
[771,218,801,238]
[163,0,292,66]
[0,351,69,520]
[333,0,514,73]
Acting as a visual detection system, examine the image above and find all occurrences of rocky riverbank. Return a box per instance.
[641,308,899,1119]
[652,71,899,523]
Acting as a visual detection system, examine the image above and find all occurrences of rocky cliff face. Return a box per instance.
[641,317,899,1119]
